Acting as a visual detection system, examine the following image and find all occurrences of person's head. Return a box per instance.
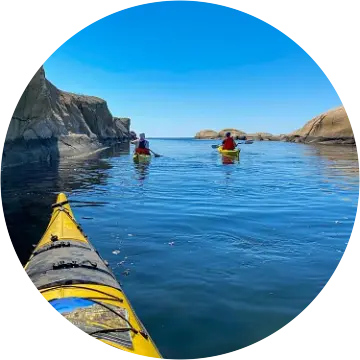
[226,132,231,138]
[139,133,146,140]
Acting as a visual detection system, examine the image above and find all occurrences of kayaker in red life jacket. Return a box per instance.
[132,133,151,155]
[222,132,237,150]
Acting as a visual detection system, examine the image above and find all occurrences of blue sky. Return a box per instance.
[44,1,341,137]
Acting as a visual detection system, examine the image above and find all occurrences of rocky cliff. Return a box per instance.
[2,66,131,167]
[284,106,355,145]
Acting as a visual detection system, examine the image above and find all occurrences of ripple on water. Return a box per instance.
[1,139,358,359]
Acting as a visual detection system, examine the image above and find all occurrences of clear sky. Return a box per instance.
[44,1,341,137]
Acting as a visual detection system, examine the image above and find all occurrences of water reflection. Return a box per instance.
[1,142,130,264]
[133,162,150,182]
[101,142,130,158]
[221,155,239,165]
[316,144,356,159]
[303,144,359,180]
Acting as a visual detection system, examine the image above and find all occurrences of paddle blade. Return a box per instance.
[211,145,220,148]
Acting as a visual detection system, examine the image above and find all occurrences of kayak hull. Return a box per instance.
[133,153,151,163]
[218,146,240,159]
[24,193,161,358]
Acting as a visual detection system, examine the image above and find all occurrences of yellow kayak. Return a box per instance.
[217,146,240,159]
[133,153,151,163]
[24,193,161,358]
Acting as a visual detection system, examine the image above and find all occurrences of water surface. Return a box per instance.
[1,139,358,358]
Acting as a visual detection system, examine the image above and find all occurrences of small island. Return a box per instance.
[195,129,278,141]
[195,106,355,145]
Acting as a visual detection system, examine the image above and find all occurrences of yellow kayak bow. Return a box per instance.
[24,193,161,358]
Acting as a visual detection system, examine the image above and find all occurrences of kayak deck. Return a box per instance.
[133,153,151,163]
[218,146,240,159]
[24,193,161,358]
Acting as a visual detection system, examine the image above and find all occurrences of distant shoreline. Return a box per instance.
[148,137,356,146]
[146,137,194,140]
[194,106,355,146]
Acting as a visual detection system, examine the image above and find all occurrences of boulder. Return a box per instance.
[218,128,246,139]
[195,129,218,139]
[287,106,355,145]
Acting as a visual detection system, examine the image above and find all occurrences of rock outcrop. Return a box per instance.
[195,130,218,139]
[130,131,137,140]
[286,106,355,145]
[195,129,280,141]
[3,66,132,167]
[218,128,246,139]
[246,132,274,141]
[194,106,355,145]
[195,129,246,140]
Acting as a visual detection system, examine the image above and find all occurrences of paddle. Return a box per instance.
[150,149,161,157]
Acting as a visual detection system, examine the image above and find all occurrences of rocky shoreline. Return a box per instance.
[195,106,355,145]
[2,66,135,167]
[3,66,355,169]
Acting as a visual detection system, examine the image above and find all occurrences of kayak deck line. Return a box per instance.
[40,284,125,302]
[39,205,89,248]
[24,193,162,358]
[38,284,148,337]
[32,240,93,256]
[26,233,122,289]
[51,199,70,208]
[36,280,122,292]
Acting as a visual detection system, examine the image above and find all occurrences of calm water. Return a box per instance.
[1,139,359,358]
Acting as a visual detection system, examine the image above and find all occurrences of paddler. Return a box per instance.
[132,133,151,155]
[222,132,237,150]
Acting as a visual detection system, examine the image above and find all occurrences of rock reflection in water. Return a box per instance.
[1,142,130,264]
[303,144,358,179]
